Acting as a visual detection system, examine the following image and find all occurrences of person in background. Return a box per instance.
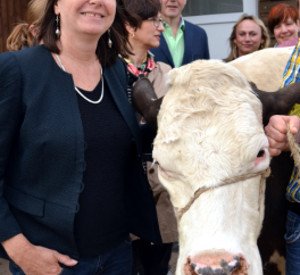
[267,3,299,48]
[0,0,161,274]
[265,0,300,274]
[151,0,209,68]
[6,0,47,51]
[119,0,177,274]
[224,14,270,62]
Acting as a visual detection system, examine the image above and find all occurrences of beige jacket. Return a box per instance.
[147,62,178,243]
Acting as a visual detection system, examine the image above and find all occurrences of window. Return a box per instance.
[182,0,243,17]
[181,0,256,25]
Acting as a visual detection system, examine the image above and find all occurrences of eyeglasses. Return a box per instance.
[148,17,164,28]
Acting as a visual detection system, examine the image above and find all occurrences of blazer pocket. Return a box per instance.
[4,185,45,217]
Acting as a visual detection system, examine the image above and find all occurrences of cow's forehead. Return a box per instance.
[153,60,266,186]
[156,60,263,144]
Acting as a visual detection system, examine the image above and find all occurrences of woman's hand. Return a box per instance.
[2,233,78,275]
[265,115,300,156]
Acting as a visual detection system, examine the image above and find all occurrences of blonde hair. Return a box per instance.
[224,14,270,62]
[6,0,47,51]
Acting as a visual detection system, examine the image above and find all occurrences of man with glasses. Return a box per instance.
[151,0,210,68]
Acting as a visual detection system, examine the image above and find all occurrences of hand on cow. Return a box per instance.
[2,233,78,275]
[265,115,300,156]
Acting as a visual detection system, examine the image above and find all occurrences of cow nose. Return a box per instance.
[184,252,248,275]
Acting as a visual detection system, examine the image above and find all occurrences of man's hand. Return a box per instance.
[265,115,300,156]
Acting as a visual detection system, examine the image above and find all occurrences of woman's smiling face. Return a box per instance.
[273,17,299,45]
[54,0,116,39]
[234,19,264,57]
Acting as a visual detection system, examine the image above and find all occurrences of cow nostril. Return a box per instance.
[149,168,155,174]
[257,150,265,158]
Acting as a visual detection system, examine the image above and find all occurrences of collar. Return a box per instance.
[163,16,185,31]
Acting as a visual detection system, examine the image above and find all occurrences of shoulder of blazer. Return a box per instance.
[184,20,208,39]
[183,20,210,60]
[11,45,49,63]
[8,45,55,78]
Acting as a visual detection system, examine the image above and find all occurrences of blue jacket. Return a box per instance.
[151,20,210,68]
[0,45,161,259]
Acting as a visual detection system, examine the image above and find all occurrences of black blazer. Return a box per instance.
[0,45,161,259]
[151,20,210,68]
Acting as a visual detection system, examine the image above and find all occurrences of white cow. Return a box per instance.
[132,47,300,275]
[153,60,271,275]
[229,47,293,92]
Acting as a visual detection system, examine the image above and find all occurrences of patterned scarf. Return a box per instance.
[122,51,156,103]
[123,51,156,86]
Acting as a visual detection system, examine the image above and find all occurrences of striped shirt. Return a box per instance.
[281,38,300,202]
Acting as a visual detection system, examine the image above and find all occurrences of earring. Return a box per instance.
[131,33,135,39]
[55,14,61,38]
[107,29,112,48]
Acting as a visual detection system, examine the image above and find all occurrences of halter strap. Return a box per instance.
[175,168,271,220]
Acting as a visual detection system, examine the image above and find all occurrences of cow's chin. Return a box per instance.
[183,251,249,275]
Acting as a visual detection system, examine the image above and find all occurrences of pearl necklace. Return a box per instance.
[55,54,104,104]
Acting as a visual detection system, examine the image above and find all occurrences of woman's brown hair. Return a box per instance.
[118,0,161,29]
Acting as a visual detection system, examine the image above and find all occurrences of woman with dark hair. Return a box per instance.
[267,3,299,47]
[118,1,177,274]
[224,14,270,62]
[0,0,161,274]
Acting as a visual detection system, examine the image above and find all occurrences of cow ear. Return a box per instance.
[167,66,192,88]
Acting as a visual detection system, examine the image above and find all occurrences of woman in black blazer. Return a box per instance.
[0,0,160,274]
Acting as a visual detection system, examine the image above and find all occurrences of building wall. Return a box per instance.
[0,0,28,53]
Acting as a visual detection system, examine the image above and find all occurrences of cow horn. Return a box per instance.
[132,79,300,130]
[251,81,300,126]
[132,78,163,131]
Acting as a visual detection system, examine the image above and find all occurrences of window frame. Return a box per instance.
[182,0,257,25]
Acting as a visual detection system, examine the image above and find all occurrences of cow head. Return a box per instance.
[131,56,300,275]
[152,60,270,275]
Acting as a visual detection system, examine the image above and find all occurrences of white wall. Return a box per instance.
[184,1,258,59]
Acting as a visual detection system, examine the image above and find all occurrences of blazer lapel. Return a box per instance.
[159,35,175,68]
[182,24,191,65]
[103,61,142,154]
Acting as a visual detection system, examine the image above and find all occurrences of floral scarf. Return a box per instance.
[121,51,156,104]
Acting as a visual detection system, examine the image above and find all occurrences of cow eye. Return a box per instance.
[257,150,265,158]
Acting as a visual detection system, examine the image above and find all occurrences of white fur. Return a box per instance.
[229,47,293,92]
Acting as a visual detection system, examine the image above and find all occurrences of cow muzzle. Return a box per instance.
[184,250,249,275]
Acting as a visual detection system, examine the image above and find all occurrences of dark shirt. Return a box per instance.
[74,79,132,257]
